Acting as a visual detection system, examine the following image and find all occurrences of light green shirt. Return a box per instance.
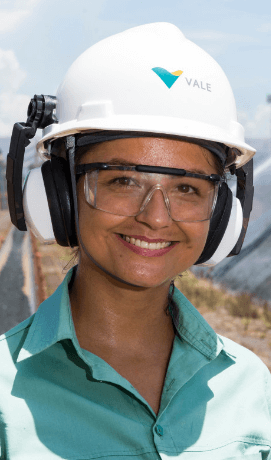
[0,266,270,459]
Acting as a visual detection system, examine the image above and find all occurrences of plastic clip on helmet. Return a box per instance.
[7,22,255,272]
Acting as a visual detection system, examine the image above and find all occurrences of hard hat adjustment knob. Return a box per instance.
[27,94,58,130]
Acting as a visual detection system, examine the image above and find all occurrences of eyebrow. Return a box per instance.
[96,158,211,175]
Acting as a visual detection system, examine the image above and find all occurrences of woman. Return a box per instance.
[1,23,271,459]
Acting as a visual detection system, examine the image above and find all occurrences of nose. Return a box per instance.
[135,188,172,229]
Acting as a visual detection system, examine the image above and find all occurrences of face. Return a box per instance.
[76,137,218,288]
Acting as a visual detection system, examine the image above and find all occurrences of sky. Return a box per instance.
[1,0,271,140]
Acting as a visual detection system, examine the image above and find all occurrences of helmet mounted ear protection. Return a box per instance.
[6,23,256,270]
[6,95,58,231]
[6,93,254,266]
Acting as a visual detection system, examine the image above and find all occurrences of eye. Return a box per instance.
[177,184,197,194]
[110,176,136,186]
[106,175,141,189]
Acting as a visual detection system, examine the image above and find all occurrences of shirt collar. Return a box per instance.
[17,266,77,362]
[17,266,236,363]
[170,287,236,360]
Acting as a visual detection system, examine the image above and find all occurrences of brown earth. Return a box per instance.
[198,305,271,370]
[35,240,77,297]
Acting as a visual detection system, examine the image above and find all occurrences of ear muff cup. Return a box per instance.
[195,182,233,265]
[41,156,77,247]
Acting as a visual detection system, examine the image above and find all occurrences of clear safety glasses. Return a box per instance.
[75,163,222,223]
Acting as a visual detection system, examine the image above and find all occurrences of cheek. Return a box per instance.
[78,191,127,245]
[77,180,107,238]
[196,221,210,245]
[177,221,210,255]
[178,221,210,270]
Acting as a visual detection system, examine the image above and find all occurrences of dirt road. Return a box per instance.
[0,213,35,335]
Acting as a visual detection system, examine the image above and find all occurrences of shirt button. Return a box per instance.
[155,425,163,437]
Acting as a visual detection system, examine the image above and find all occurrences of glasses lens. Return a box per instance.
[84,169,218,222]
[84,169,145,216]
[167,176,217,222]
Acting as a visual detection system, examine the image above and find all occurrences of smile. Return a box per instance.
[120,234,172,250]
[116,234,178,258]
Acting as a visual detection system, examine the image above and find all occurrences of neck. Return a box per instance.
[69,261,175,356]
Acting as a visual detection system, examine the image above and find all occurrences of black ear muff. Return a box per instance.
[195,182,233,265]
[41,156,77,247]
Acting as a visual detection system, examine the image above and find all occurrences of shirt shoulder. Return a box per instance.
[219,333,270,370]
[219,334,271,404]
[219,334,271,430]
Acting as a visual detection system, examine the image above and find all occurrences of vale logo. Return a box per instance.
[152,67,183,89]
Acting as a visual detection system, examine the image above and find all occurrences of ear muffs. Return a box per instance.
[23,156,77,247]
[23,167,56,243]
[24,161,243,264]
[195,182,243,266]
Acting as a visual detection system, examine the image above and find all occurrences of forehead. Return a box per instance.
[79,137,218,174]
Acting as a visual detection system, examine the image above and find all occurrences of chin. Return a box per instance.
[112,263,179,288]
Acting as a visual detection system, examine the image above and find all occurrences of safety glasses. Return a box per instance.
[75,163,222,222]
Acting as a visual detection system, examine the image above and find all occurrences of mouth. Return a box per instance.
[119,234,175,251]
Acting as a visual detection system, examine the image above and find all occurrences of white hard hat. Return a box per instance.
[37,22,255,168]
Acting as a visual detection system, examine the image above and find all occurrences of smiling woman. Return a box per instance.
[1,22,271,460]
[72,138,218,288]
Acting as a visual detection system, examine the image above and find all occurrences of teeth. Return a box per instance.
[121,235,172,250]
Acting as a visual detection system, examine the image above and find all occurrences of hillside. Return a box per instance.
[193,138,271,302]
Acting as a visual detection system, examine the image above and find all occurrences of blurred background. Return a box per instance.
[1,0,271,367]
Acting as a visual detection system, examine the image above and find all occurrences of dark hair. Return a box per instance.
[198,146,225,178]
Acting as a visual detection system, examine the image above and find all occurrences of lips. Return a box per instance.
[121,235,173,244]
[120,234,172,250]
[116,234,178,257]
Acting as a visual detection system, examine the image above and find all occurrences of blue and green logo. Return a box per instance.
[152,67,183,88]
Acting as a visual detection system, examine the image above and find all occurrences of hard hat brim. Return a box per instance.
[37,114,256,169]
